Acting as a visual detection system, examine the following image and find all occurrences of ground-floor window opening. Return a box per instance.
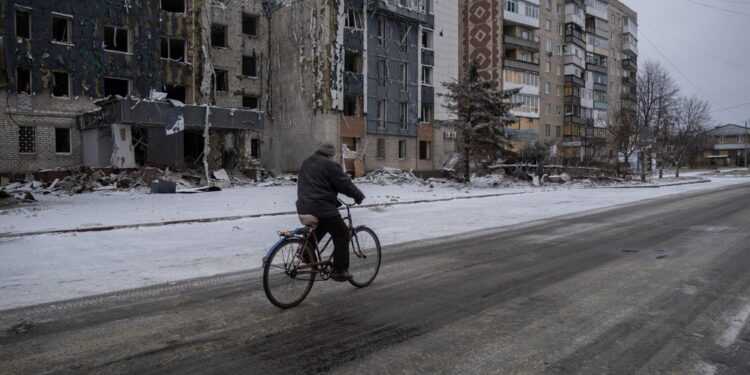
[19,126,35,153]
[55,128,71,154]
[419,140,431,160]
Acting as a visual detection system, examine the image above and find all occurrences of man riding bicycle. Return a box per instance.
[296,141,365,282]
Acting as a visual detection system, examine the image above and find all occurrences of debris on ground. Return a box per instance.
[355,167,425,185]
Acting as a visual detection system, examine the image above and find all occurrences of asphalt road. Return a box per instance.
[1,183,749,375]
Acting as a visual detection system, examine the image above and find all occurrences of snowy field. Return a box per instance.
[1,172,749,310]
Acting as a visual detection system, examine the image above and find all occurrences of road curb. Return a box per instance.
[0,190,531,239]
[610,179,711,189]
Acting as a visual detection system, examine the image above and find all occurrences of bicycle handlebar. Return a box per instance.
[337,197,357,207]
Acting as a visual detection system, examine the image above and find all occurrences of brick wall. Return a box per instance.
[0,92,97,173]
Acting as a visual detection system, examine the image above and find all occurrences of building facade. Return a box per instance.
[701,124,750,167]
[460,0,638,164]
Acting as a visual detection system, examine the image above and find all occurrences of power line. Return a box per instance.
[712,0,750,5]
[640,21,750,74]
[681,0,750,17]
[640,30,745,122]
[708,102,750,114]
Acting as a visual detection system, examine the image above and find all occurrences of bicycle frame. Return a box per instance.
[262,203,369,272]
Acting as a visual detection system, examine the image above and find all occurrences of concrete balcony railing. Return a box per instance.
[503,81,541,96]
[368,0,431,24]
[623,39,638,56]
[622,58,637,71]
[344,28,364,52]
[624,22,638,37]
[344,72,364,95]
[504,9,540,29]
[504,59,540,73]
[504,35,541,51]
[564,54,585,68]
[585,0,608,20]
[421,49,434,66]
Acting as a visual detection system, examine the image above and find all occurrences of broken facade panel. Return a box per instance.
[0,0,266,175]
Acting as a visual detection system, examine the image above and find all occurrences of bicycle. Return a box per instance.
[262,199,382,308]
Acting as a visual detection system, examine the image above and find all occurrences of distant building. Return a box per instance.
[700,124,749,167]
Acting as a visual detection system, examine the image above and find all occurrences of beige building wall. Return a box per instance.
[539,0,565,151]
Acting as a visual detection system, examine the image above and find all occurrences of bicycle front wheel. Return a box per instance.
[348,227,381,288]
[263,238,316,308]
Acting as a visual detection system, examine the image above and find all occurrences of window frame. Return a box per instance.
[16,66,31,94]
[210,23,228,48]
[242,12,259,37]
[55,127,72,155]
[52,71,71,98]
[161,36,186,62]
[51,12,74,45]
[103,77,131,97]
[103,26,130,54]
[398,140,407,159]
[15,7,32,40]
[242,55,258,78]
[19,126,35,154]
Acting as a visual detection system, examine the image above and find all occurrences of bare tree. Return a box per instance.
[608,107,640,178]
[441,60,519,181]
[667,96,711,177]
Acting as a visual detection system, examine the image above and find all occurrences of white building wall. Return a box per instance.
[433,0,459,121]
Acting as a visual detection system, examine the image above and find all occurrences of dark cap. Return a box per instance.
[316,141,336,157]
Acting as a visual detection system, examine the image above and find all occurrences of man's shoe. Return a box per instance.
[331,270,353,282]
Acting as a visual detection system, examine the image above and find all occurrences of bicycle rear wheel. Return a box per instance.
[263,238,316,308]
[348,227,381,288]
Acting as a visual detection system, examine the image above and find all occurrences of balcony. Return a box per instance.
[504,7,540,29]
[344,72,364,95]
[504,59,540,73]
[587,63,607,74]
[594,101,608,110]
[565,115,585,125]
[503,81,540,96]
[504,35,541,51]
[564,95,581,106]
[622,58,637,71]
[564,54,585,68]
[566,11,585,28]
[565,75,585,87]
[623,36,638,56]
[368,0,432,24]
[344,28,364,52]
[421,49,434,66]
[593,82,607,91]
[585,0,608,20]
[622,76,634,86]
[421,85,434,104]
[624,21,638,37]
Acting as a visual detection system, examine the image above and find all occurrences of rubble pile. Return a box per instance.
[0,167,150,199]
[355,167,426,185]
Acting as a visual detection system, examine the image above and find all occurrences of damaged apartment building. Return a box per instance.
[264,0,459,173]
[0,0,266,175]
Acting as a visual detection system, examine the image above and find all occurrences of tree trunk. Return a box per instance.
[463,143,471,182]
[640,150,647,182]
[675,166,680,178]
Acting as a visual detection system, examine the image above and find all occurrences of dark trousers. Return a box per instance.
[315,215,349,272]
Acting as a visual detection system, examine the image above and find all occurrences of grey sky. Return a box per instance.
[623,0,750,126]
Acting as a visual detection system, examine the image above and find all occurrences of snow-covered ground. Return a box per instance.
[1,171,748,310]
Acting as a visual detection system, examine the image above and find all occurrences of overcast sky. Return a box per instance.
[624,0,750,127]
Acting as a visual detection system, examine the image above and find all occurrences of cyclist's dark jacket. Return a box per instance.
[296,152,365,218]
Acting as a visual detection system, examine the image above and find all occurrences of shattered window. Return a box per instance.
[161,0,185,13]
[19,126,35,153]
[55,128,71,154]
[161,37,185,61]
[399,63,407,91]
[243,13,258,37]
[399,102,407,129]
[377,60,387,87]
[377,100,386,128]
[52,15,73,44]
[211,24,227,47]
[419,141,431,160]
[242,55,257,77]
[398,140,406,159]
[104,77,129,97]
[345,9,363,29]
[376,138,385,159]
[243,95,258,109]
[16,67,31,94]
[215,69,228,92]
[165,85,186,102]
[344,51,362,73]
[52,71,70,97]
[377,18,385,46]
[104,26,129,53]
[16,9,31,39]
[344,94,359,116]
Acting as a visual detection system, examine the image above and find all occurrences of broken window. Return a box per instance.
[377,59,387,87]
[211,24,227,47]
[161,37,185,61]
[345,9,363,29]
[16,9,31,39]
[422,30,433,49]
[344,51,362,73]
[243,13,258,37]
[377,100,386,128]
[19,126,35,153]
[421,104,433,122]
[16,66,31,94]
[242,55,257,77]
[344,94,359,116]
[161,0,185,13]
[251,138,261,158]
[104,77,129,97]
[52,71,70,97]
[421,66,432,85]
[215,69,228,92]
[399,102,408,129]
[55,128,71,154]
[398,140,407,159]
[243,95,258,109]
[104,26,129,53]
[419,141,431,160]
[376,138,385,159]
[399,24,408,53]
[165,84,186,102]
[377,17,385,46]
[399,63,407,91]
[52,14,73,44]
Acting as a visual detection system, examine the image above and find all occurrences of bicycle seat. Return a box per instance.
[298,214,318,230]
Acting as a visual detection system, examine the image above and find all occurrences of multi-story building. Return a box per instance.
[701,124,750,167]
[0,0,264,174]
[460,0,637,163]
